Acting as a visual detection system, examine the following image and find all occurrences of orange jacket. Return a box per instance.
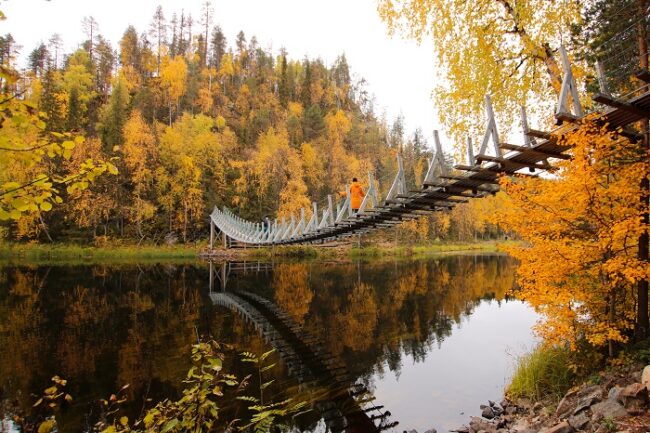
[349,181,365,210]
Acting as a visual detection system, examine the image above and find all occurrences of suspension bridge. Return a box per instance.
[209,262,397,432]
[208,44,650,248]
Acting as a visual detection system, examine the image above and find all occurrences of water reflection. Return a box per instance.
[0,254,522,432]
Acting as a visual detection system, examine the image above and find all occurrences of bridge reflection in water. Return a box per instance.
[209,260,398,433]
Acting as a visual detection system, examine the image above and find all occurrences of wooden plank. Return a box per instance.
[412,196,468,205]
[454,164,481,172]
[499,142,571,160]
[475,154,556,171]
[438,175,501,185]
[526,128,552,140]
[593,92,650,118]
[397,193,463,202]
[411,188,484,198]
[556,112,579,124]
[423,181,497,193]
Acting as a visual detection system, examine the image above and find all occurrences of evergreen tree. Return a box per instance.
[209,25,226,69]
[98,76,130,150]
[28,43,49,77]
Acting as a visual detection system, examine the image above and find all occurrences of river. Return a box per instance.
[0,253,538,432]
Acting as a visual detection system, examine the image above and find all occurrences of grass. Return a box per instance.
[507,345,575,402]
[247,245,320,259]
[0,239,513,265]
[0,242,200,265]
[350,241,503,258]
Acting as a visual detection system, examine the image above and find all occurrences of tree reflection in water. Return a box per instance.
[0,254,516,432]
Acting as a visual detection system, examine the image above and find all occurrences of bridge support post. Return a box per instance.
[209,260,214,293]
[222,230,229,249]
[209,220,215,249]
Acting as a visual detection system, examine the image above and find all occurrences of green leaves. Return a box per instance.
[160,418,178,432]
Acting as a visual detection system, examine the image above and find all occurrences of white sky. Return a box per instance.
[1,0,446,150]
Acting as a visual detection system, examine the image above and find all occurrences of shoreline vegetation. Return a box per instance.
[0,239,509,264]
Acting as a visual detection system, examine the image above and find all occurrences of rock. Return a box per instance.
[641,365,650,389]
[505,406,518,415]
[510,418,531,432]
[555,392,577,418]
[590,399,627,420]
[480,404,488,410]
[618,382,648,413]
[540,421,573,433]
[470,417,496,433]
[492,406,504,416]
[450,426,470,433]
[533,402,543,413]
[424,429,437,433]
[488,400,496,407]
[482,406,495,419]
[572,395,600,415]
[607,386,622,401]
[499,399,509,408]
[568,411,590,430]
[576,385,601,399]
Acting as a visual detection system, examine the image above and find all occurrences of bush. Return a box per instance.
[507,345,575,402]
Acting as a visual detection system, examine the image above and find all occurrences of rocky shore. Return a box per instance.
[405,363,650,433]
[448,363,650,433]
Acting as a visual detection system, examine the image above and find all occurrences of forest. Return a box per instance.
[0,4,503,245]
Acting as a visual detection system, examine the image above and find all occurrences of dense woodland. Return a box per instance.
[0,4,501,244]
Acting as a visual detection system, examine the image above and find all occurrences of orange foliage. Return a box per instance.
[495,120,649,350]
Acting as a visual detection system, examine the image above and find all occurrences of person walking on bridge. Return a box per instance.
[340,177,365,213]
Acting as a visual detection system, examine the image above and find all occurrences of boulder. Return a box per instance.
[641,365,650,389]
[590,399,627,420]
[607,386,622,401]
[481,406,495,419]
[540,421,574,433]
[567,411,590,430]
[424,429,437,433]
[576,385,602,399]
[450,426,470,433]
[470,417,496,433]
[618,382,648,413]
[572,395,600,416]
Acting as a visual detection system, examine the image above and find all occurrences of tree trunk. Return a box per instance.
[183,202,188,243]
[39,213,53,243]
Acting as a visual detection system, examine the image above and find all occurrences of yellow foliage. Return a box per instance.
[377,0,583,142]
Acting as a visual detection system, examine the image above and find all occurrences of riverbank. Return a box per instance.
[0,243,199,265]
[203,240,512,260]
[0,240,513,265]
[446,345,650,433]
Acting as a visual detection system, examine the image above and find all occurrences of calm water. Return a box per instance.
[0,254,538,432]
